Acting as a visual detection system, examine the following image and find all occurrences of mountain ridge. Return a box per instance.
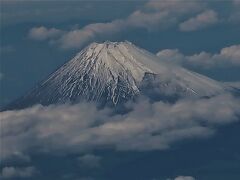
[3,41,225,111]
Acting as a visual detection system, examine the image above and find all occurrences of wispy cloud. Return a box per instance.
[157,44,240,69]
[28,0,205,49]
[28,26,63,41]
[167,176,196,180]
[229,0,240,23]
[0,166,37,179]
[56,0,204,49]
[179,10,219,32]
[27,1,240,50]
[77,154,102,168]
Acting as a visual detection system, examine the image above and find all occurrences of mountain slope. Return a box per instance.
[5,41,224,110]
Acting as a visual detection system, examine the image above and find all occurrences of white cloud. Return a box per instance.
[220,44,240,62]
[0,166,37,179]
[166,176,196,180]
[174,176,196,180]
[29,0,205,49]
[1,94,240,161]
[179,10,219,31]
[58,19,126,49]
[77,154,102,168]
[28,1,240,50]
[28,26,63,41]
[157,44,240,68]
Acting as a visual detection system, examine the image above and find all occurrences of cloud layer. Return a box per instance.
[173,176,195,180]
[166,176,196,180]
[27,1,240,50]
[28,0,206,49]
[1,94,240,161]
[28,26,63,41]
[0,166,37,179]
[179,10,219,31]
[157,44,240,69]
[77,154,102,168]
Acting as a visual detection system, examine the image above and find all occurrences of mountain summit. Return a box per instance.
[6,41,224,110]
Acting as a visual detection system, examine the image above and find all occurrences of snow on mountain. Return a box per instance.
[6,41,225,110]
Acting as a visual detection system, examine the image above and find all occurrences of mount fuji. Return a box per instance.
[5,41,226,110]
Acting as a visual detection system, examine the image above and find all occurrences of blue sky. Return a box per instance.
[1,1,240,180]
[1,0,240,107]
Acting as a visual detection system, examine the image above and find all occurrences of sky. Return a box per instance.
[1,0,240,180]
[1,0,240,107]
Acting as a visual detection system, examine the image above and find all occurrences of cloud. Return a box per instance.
[58,19,126,49]
[220,44,240,62]
[1,93,240,161]
[166,176,196,180]
[228,0,240,23]
[0,103,109,160]
[29,0,205,49]
[27,1,240,50]
[156,44,240,69]
[0,166,37,179]
[56,10,168,49]
[224,82,240,90]
[173,176,196,180]
[4,152,31,164]
[179,10,219,31]
[28,26,63,41]
[77,154,102,168]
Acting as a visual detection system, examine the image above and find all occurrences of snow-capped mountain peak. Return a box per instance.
[40,41,157,105]
[74,41,154,82]
[6,41,225,110]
